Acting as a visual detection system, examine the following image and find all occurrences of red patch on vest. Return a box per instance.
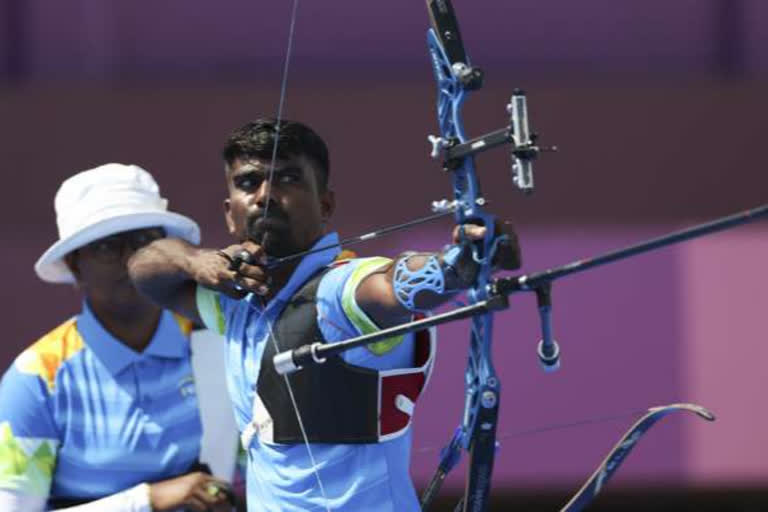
[379,327,431,436]
[380,372,425,436]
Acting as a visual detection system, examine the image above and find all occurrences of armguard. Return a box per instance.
[393,254,444,311]
[392,244,467,312]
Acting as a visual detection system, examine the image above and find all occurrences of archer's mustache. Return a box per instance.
[247,210,289,240]
[248,209,289,226]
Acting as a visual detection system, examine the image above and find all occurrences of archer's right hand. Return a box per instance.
[191,241,270,299]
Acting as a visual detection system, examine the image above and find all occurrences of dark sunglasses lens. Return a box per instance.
[88,238,125,261]
[84,228,165,261]
[129,228,165,249]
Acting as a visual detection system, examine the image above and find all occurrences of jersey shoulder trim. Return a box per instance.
[196,285,226,335]
[14,319,85,393]
[340,257,405,356]
[172,313,195,337]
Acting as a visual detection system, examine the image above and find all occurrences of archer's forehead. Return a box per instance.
[228,156,303,176]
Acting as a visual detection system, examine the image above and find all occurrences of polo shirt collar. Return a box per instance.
[77,300,188,375]
[250,232,341,309]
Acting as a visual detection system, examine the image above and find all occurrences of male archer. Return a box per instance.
[128,118,519,511]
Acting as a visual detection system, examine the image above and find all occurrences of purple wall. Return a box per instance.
[682,229,768,484]
[3,0,768,80]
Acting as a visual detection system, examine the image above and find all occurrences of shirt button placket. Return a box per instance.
[137,360,152,404]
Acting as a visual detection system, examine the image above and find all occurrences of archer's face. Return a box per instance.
[224,156,334,257]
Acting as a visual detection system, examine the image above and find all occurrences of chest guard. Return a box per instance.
[248,268,435,445]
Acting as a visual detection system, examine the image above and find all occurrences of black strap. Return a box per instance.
[257,268,381,443]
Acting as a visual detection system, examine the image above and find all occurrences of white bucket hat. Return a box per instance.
[35,163,201,283]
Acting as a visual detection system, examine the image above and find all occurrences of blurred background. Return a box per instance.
[1,0,766,509]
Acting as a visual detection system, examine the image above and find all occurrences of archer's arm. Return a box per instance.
[128,238,269,324]
[356,223,520,328]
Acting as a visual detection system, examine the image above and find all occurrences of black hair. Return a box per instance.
[222,118,330,189]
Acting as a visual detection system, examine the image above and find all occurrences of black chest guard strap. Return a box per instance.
[256,269,381,443]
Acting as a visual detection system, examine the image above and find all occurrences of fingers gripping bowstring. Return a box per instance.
[259,0,331,508]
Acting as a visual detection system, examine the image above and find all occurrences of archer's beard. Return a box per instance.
[246,223,296,258]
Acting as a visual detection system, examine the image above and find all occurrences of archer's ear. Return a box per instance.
[320,189,335,223]
[223,198,236,235]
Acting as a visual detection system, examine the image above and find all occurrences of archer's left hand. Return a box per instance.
[452,221,521,271]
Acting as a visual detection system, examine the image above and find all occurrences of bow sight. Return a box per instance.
[428,89,556,194]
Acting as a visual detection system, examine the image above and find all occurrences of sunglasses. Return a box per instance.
[79,227,166,263]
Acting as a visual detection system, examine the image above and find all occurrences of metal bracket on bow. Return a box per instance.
[429,89,557,194]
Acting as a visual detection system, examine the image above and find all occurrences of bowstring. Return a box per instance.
[259,0,331,508]
[412,408,649,457]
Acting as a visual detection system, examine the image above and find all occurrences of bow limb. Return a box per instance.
[561,403,715,512]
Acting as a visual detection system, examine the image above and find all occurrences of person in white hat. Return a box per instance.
[0,164,240,511]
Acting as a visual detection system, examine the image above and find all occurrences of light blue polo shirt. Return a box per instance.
[0,302,203,502]
[197,232,421,512]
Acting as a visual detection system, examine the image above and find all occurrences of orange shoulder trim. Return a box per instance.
[15,318,85,392]
[172,313,195,337]
[331,249,358,267]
